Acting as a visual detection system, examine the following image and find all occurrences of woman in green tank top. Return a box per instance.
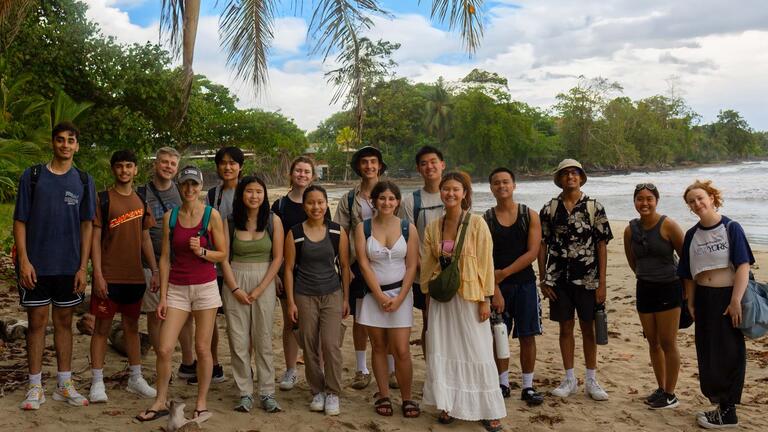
[221,176,284,413]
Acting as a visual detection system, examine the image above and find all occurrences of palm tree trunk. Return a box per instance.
[177,0,200,126]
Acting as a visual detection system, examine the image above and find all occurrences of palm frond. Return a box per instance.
[309,0,388,60]
[219,0,276,90]
[159,0,185,56]
[427,0,484,53]
[0,0,35,50]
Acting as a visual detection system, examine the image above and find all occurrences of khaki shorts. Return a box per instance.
[141,268,160,313]
[167,279,222,312]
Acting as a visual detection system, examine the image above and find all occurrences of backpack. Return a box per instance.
[547,197,596,226]
[291,221,342,272]
[137,182,171,214]
[29,163,89,204]
[483,203,530,236]
[97,189,149,238]
[413,189,422,225]
[169,205,213,246]
[207,186,226,209]
[227,212,274,263]
[362,218,410,243]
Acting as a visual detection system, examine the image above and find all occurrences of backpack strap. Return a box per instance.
[483,207,496,232]
[412,189,422,225]
[29,164,43,204]
[199,205,213,238]
[227,215,235,263]
[548,198,558,223]
[328,221,342,258]
[291,223,306,268]
[169,207,180,244]
[98,190,110,235]
[519,203,530,235]
[363,219,372,239]
[207,187,217,208]
[347,189,355,219]
[586,199,597,226]
[400,218,409,242]
[278,196,288,215]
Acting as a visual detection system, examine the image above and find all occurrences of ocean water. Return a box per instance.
[328,161,768,246]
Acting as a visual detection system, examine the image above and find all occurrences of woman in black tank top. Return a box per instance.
[622,183,684,410]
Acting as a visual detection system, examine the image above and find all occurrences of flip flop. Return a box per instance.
[193,409,212,423]
[135,409,169,422]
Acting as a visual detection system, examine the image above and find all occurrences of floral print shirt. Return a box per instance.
[539,194,613,290]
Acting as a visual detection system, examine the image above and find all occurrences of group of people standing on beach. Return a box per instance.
[11,121,755,430]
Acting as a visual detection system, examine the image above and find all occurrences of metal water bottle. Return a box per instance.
[491,312,510,359]
[595,303,609,345]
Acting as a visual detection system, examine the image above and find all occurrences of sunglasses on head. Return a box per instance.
[635,183,657,192]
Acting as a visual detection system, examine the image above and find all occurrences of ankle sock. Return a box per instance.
[355,351,369,374]
[565,368,575,381]
[29,373,42,386]
[91,368,104,383]
[57,371,72,387]
[586,368,596,381]
[499,370,509,386]
[522,372,534,389]
[129,364,142,378]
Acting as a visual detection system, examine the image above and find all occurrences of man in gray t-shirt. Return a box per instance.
[398,145,445,356]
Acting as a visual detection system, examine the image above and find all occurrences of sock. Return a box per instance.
[29,373,42,386]
[57,371,72,387]
[286,367,296,376]
[498,370,509,386]
[387,355,395,374]
[355,351,369,374]
[129,364,142,378]
[522,372,534,389]
[586,368,596,381]
[565,368,575,381]
[91,368,104,383]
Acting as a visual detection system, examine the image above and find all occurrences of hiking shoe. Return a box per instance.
[324,393,340,416]
[127,376,157,399]
[20,384,45,410]
[260,394,281,413]
[521,387,544,406]
[234,395,254,413]
[648,392,678,410]
[697,406,738,429]
[551,377,578,398]
[500,384,511,398]
[177,361,197,379]
[388,372,399,389]
[644,387,664,405]
[350,371,371,390]
[53,380,89,406]
[585,378,609,401]
[279,369,298,391]
[89,381,108,403]
[187,364,226,385]
[309,392,326,412]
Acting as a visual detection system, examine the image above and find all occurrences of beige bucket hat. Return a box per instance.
[553,159,587,188]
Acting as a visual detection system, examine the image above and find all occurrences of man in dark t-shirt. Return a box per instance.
[88,150,158,403]
[14,122,96,410]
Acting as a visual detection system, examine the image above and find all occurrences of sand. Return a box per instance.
[1,216,767,432]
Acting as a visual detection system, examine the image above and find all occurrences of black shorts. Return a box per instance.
[636,279,682,314]
[107,283,146,305]
[549,281,596,322]
[18,275,84,308]
[500,280,542,338]
[412,283,426,311]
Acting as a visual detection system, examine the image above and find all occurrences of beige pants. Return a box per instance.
[222,261,276,397]
[295,289,344,395]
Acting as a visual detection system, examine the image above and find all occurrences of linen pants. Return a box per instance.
[295,289,344,395]
[223,261,276,397]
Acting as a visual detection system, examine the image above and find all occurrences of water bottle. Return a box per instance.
[491,312,510,359]
[594,303,609,345]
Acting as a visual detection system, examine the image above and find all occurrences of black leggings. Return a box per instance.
[694,285,746,405]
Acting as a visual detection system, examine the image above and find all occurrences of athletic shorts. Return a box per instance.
[90,294,142,320]
[549,281,596,322]
[141,268,160,313]
[167,279,222,312]
[18,275,83,308]
[500,280,542,338]
[636,278,682,314]
[412,283,426,311]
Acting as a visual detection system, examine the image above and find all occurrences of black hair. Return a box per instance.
[634,184,660,200]
[110,149,138,166]
[371,180,402,212]
[302,184,328,203]
[52,122,79,140]
[214,146,245,178]
[232,175,270,232]
[415,145,444,165]
[488,167,516,183]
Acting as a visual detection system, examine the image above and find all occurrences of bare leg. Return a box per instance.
[139,308,189,416]
[146,313,161,354]
[558,320,576,370]
[51,306,75,373]
[638,312,664,389]
[579,319,597,370]
[26,306,49,375]
[388,328,413,401]
[192,308,217,411]
[519,336,536,374]
[280,298,299,370]
[89,317,113,369]
[210,315,220,366]
[656,308,681,393]
[122,316,142,367]
[367,326,389,398]
[180,316,195,365]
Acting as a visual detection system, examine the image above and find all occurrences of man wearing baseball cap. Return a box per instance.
[536,159,613,401]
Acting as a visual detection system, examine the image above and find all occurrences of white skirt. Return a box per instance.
[422,294,507,421]
[356,288,413,328]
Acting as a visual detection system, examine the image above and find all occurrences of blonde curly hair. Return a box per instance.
[683,179,723,209]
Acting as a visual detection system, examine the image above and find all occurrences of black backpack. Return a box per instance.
[29,163,89,204]
[483,203,530,235]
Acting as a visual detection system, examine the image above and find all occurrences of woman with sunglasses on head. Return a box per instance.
[421,172,506,432]
[678,180,753,429]
[623,183,684,410]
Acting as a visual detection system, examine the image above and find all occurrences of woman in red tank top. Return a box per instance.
[137,166,227,424]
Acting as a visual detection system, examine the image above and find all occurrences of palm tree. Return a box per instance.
[2,1,485,125]
[335,126,356,181]
[423,77,452,145]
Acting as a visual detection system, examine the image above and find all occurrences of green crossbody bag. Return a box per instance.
[429,212,471,302]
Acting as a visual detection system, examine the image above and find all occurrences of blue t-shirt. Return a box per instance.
[677,216,755,280]
[13,165,96,276]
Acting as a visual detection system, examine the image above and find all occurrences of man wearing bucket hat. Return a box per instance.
[334,146,398,390]
[537,159,613,401]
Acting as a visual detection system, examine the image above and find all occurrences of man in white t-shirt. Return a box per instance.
[398,146,445,357]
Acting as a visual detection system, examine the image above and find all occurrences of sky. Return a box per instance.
[83,0,768,132]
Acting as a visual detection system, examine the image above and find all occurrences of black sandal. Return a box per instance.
[438,410,454,424]
[193,409,212,422]
[374,396,393,416]
[481,419,503,432]
[402,400,420,418]
[135,409,169,422]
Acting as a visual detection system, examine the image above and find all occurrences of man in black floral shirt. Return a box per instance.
[537,159,613,401]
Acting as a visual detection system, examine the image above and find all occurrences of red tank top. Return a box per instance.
[169,218,217,285]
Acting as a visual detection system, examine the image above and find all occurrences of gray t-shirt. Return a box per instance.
[207,185,235,275]
[142,181,182,266]
[399,188,443,283]
[294,228,341,296]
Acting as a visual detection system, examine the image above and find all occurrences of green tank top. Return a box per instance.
[232,233,272,263]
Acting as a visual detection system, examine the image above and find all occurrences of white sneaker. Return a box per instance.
[585,378,609,401]
[89,381,108,403]
[324,393,340,416]
[20,384,46,410]
[309,392,326,412]
[126,376,157,399]
[279,369,298,391]
[551,377,578,398]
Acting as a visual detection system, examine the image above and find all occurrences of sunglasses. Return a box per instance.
[635,183,657,192]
